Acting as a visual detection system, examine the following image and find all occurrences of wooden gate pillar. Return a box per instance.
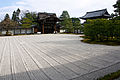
[42,23,44,34]
[54,23,56,34]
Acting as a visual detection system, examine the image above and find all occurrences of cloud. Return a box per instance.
[0,5,30,21]
[0,6,18,20]
[0,0,117,21]
[16,1,27,5]
[15,0,116,17]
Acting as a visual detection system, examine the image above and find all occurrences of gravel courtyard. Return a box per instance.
[0,34,120,80]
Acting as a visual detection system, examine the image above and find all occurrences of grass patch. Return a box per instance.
[97,70,120,80]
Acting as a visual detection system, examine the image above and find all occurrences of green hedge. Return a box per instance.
[84,19,120,41]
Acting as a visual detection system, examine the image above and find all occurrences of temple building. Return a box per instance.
[80,9,111,20]
[34,12,61,34]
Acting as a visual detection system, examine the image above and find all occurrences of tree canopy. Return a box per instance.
[12,8,21,25]
[4,14,10,20]
[59,11,74,33]
[0,14,17,28]
[60,11,70,19]
[20,11,37,28]
[113,0,120,16]
[84,19,120,41]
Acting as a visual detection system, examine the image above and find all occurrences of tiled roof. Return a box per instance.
[80,9,111,19]
[38,12,56,20]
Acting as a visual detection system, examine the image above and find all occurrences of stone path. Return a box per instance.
[0,34,120,80]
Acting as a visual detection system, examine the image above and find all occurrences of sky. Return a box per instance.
[0,0,117,21]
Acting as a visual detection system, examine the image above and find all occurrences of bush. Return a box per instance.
[84,19,120,41]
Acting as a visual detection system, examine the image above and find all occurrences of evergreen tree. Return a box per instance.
[4,14,10,20]
[16,8,21,22]
[16,8,20,16]
[0,14,17,28]
[113,0,120,16]
[72,18,81,28]
[12,11,17,21]
[12,8,21,24]
[21,11,37,28]
[60,11,73,33]
[21,18,33,28]
[60,11,70,19]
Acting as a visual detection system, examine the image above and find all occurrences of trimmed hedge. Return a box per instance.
[84,19,120,41]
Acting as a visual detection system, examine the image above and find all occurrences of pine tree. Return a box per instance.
[60,11,70,19]
[12,11,17,21]
[4,14,10,20]
[113,0,120,16]
[0,14,17,28]
[16,8,20,22]
[20,11,37,28]
[12,8,21,24]
[59,11,73,33]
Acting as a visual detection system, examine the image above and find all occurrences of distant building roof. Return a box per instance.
[38,12,62,21]
[38,12,56,20]
[80,9,111,20]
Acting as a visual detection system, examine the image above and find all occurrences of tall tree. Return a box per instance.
[12,8,21,24]
[12,11,17,21]
[64,18,73,33]
[21,18,33,28]
[113,0,120,16]
[72,18,81,28]
[20,11,37,28]
[4,14,10,20]
[0,14,17,28]
[16,8,21,22]
[0,13,18,35]
[60,11,70,19]
[60,11,73,33]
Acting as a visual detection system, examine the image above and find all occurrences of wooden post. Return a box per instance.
[54,23,56,34]
[77,28,78,34]
[42,23,44,34]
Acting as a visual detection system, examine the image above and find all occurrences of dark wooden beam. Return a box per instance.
[42,23,44,34]
[54,23,56,34]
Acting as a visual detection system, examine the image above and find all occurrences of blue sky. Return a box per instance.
[0,0,117,21]
[0,0,18,7]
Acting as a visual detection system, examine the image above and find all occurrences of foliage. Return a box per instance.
[72,18,83,32]
[60,11,74,33]
[113,16,120,20]
[20,11,37,28]
[72,18,80,28]
[0,14,18,35]
[12,8,21,24]
[12,11,17,21]
[21,18,33,28]
[60,11,70,19]
[5,13,10,20]
[64,18,73,33]
[0,14,18,28]
[84,19,120,41]
[60,18,73,33]
[113,0,120,16]
[98,70,120,80]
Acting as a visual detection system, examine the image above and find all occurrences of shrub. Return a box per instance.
[84,19,120,41]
